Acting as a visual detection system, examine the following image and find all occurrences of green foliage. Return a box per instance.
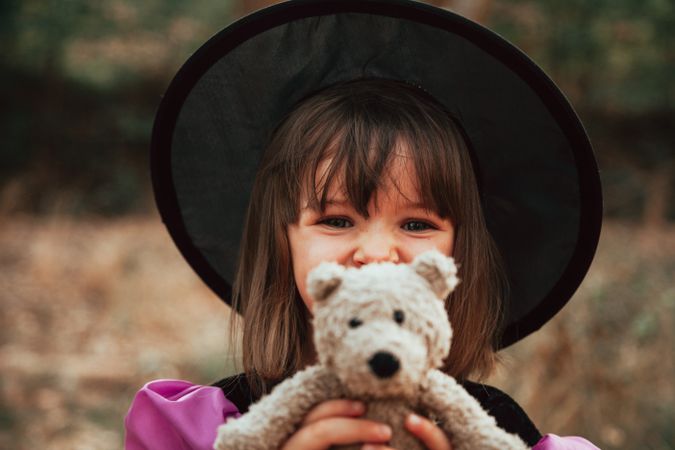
[491,0,675,114]
[0,0,234,215]
[3,0,233,88]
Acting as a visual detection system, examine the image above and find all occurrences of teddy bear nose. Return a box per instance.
[368,351,400,378]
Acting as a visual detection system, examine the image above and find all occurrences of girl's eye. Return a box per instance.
[319,217,353,228]
[402,220,434,232]
[349,317,363,328]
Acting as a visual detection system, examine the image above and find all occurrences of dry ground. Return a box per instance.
[0,213,673,449]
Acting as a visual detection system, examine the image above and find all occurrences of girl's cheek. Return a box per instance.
[308,235,353,260]
[403,234,454,257]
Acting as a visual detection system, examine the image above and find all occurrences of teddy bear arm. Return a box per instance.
[419,369,530,450]
[214,365,343,450]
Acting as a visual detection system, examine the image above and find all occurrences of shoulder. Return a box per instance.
[461,380,542,447]
[124,379,240,450]
[459,382,601,449]
[211,373,257,414]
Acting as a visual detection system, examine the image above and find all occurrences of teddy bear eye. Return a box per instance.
[393,310,405,324]
[349,318,363,328]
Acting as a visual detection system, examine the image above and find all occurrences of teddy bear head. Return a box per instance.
[306,250,460,399]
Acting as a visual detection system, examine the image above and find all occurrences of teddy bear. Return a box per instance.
[213,250,529,450]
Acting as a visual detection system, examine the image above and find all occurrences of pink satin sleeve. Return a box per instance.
[534,434,601,449]
[124,379,241,450]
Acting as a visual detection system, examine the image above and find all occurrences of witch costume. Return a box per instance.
[125,1,603,448]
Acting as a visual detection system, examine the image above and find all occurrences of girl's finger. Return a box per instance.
[405,414,453,450]
[361,445,397,450]
[302,399,365,425]
[283,417,391,450]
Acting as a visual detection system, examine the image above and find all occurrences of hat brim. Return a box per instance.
[151,0,602,348]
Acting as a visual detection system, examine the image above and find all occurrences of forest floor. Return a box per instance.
[0,213,673,449]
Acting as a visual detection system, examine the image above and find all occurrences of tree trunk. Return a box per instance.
[643,163,673,231]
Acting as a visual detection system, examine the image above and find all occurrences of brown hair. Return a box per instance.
[228,78,507,397]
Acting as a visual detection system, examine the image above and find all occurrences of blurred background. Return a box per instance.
[0,0,673,448]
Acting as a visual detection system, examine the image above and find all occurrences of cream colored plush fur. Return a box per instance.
[214,250,529,450]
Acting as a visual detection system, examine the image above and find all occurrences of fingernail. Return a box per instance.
[351,401,364,413]
[362,445,377,450]
[408,414,421,426]
[379,425,392,438]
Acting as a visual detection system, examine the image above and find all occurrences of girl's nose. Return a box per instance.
[353,234,400,266]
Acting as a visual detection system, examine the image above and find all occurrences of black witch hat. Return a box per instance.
[150,0,602,347]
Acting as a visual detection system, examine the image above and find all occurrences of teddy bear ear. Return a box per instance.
[411,250,460,300]
[306,261,345,302]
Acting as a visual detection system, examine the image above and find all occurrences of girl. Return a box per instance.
[126,2,602,449]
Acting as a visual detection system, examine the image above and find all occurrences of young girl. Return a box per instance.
[126,2,602,449]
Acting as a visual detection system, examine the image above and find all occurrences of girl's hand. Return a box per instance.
[280,399,392,450]
[401,413,453,450]
[356,414,456,450]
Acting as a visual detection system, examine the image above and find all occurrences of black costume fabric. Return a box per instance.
[212,373,542,446]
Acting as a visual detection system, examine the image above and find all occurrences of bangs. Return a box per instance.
[288,81,467,223]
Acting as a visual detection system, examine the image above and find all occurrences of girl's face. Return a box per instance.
[287,150,455,313]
